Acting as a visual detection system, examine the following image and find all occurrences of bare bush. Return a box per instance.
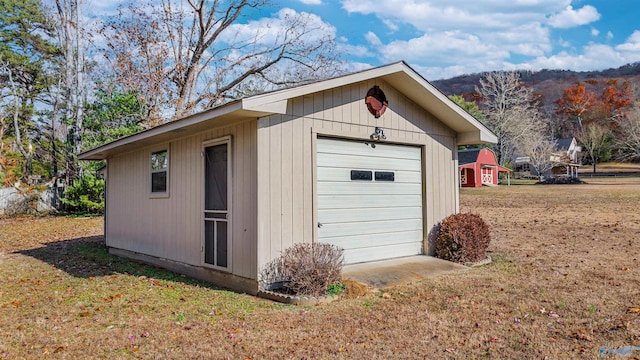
[260,242,343,297]
[435,213,491,264]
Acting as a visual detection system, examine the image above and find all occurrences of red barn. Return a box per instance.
[458,148,510,187]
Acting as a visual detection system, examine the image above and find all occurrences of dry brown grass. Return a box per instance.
[579,161,640,174]
[1,178,640,359]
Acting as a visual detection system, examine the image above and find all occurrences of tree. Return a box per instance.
[555,79,632,171]
[82,87,144,153]
[555,82,595,131]
[0,0,60,181]
[476,71,547,166]
[54,0,87,180]
[101,0,341,122]
[614,90,640,162]
[578,122,611,173]
[521,137,556,181]
[600,79,632,125]
[449,94,485,122]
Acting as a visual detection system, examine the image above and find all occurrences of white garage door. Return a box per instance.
[317,138,423,264]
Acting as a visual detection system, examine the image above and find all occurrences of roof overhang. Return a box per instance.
[79,61,497,160]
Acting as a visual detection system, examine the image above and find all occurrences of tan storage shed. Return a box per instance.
[80,61,497,294]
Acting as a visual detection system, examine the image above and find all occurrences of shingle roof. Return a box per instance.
[458,149,481,165]
[555,138,574,151]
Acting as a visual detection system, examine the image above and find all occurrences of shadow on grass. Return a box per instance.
[17,236,226,291]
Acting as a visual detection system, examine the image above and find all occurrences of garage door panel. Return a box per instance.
[318,139,421,160]
[318,207,422,223]
[319,219,422,238]
[317,167,422,183]
[318,194,422,209]
[320,230,422,250]
[317,182,422,195]
[317,153,420,171]
[342,242,423,264]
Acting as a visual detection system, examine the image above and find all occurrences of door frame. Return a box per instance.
[201,136,233,271]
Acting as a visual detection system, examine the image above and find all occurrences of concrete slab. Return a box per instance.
[342,256,469,288]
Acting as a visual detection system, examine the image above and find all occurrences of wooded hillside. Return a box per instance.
[432,62,640,99]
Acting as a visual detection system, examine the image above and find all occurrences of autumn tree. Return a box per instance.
[556,79,632,171]
[101,0,341,123]
[600,79,632,124]
[555,82,595,132]
[476,71,548,166]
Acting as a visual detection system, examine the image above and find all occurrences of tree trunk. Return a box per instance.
[73,0,84,159]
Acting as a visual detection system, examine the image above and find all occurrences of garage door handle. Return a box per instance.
[317,222,323,228]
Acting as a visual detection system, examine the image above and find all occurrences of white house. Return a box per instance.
[79,62,497,294]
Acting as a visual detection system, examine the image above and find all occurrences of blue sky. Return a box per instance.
[280,0,640,79]
[87,0,640,80]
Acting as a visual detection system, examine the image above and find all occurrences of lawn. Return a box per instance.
[1,178,640,359]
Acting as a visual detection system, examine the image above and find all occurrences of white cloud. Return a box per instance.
[616,31,640,52]
[339,0,564,77]
[591,28,599,37]
[558,37,570,48]
[299,0,322,4]
[337,43,374,58]
[547,5,600,29]
[382,19,399,32]
[364,31,382,47]
[221,8,336,46]
[607,31,614,40]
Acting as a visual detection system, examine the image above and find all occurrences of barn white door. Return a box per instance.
[481,168,493,184]
[316,138,423,264]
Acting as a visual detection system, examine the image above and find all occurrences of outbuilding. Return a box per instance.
[458,148,510,187]
[80,62,497,294]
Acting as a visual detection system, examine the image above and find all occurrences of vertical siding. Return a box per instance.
[107,78,462,279]
[257,79,459,269]
[107,120,258,280]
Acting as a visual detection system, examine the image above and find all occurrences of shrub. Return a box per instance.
[260,242,344,297]
[435,213,490,264]
[61,174,105,214]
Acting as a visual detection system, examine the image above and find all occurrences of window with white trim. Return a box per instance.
[150,149,168,193]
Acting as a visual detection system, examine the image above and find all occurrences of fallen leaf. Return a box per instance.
[628,307,640,315]
[53,346,65,354]
[571,332,593,342]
